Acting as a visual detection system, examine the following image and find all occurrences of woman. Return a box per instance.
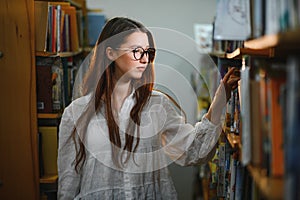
[58,17,239,199]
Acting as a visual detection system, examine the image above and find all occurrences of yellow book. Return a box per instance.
[39,126,58,175]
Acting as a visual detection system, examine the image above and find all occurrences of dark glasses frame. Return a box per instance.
[115,47,156,62]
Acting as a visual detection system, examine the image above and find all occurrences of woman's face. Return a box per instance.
[113,31,150,81]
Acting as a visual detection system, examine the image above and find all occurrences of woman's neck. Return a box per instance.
[112,77,132,112]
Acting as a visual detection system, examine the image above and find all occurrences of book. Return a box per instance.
[258,68,270,173]
[250,80,262,167]
[36,56,64,112]
[36,64,53,113]
[250,0,265,38]
[240,66,251,166]
[267,77,286,177]
[229,153,238,200]
[217,142,226,197]
[234,161,244,200]
[61,5,79,51]
[285,56,300,200]
[38,126,58,175]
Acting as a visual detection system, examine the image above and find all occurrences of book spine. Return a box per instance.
[56,5,61,52]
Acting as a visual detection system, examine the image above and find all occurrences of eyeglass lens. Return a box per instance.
[132,47,155,61]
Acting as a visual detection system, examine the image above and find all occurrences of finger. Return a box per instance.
[223,68,236,82]
[227,77,240,85]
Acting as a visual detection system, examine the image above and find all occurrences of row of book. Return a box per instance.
[203,135,262,200]
[252,0,300,38]
[239,59,286,178]
[198,55,291,199]
[36,56,81,113]
[35,1,82,53]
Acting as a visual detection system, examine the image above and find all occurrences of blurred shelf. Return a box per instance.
[244,28,300,56]
[40,174,58,184]
[37,113,61,119]
[247,165,284,200]
[226,47,275,59]
[36,48,83,57]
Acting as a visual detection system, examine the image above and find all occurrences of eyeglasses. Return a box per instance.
[116,47,156,62]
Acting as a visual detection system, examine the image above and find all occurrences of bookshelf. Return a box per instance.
[34,0,88,198]
[211,42,287,200]
[201,1,300,199]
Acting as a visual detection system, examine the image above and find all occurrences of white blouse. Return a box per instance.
[57,90,222,200]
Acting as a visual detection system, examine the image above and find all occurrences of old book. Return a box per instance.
[36,65,52,113]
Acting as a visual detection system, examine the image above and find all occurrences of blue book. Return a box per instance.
[87,13,106,46]
[285,57,300,200]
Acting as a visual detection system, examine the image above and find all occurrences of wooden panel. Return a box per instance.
[0,0,39,199]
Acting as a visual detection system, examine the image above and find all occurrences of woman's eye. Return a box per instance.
[134,48,143,53]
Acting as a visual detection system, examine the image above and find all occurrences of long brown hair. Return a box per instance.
[70,17,155,172]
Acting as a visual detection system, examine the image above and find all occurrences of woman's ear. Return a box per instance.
[106,47,116,61]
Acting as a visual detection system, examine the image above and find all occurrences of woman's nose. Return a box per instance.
[140,53,148,63]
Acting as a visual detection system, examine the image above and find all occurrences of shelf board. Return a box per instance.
[40,174,58,184]
[36,48,83,57]
[35,51,57,57]
[244,28,300,55]
[226,47,275,59]
[247,165,284,200]
[37,113,61,119]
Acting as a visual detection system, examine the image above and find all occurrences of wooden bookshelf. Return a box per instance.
[247,165,284,200]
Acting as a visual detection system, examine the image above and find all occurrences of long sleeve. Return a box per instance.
[161,95,222,166]
[57,105,81,199]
